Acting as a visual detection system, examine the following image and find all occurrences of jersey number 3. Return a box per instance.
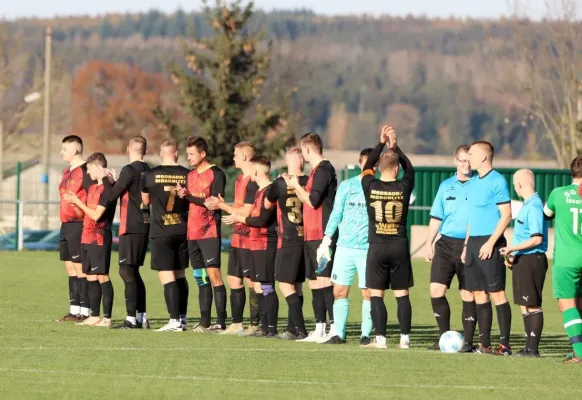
[286,197,302,223]
[370,200,403,223]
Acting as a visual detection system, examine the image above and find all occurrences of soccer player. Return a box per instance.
[205,142,260,335]
[100,136,151,330]
[543,157,582,364]
[177,136,227,333]
[461,141,512,355]
[264,147,308,340]
[425,145,477,352]
[284,132,337,342]
[223,156,278,337]
[498,169,548,357]
[57,135,94,322]
[64,153,117,327]
[360,126,414,349]
[141,139,190,332]
[317,148,374,345]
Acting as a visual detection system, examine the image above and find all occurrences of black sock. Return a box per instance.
[476,302,493,347]
[163,281,180,320]
[68,277,80,311]
[370,296,387,336]
[249,287,260,326]
[213,285,227,328]
[198,284,213,328]
[462,301,477,345]
[496,302,512,348]
[259,295,267,332]
[89,280,102,317]
[528,310,543,352]
[286,306,296,335]
[265,288,279,335]
[396,295,412,335]
[175,277,189,318]
[322,286,334,325]
[431,296,451,334]
[522,313,531,350]
[230,288,245,324]
[78,277,89,313]
[286,293,306,336]
[101,280,114,319]
[312,288,326,324]
[135,269,146,313]
[119,265,137,317]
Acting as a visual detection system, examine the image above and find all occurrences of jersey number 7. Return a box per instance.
[164,186,177,212]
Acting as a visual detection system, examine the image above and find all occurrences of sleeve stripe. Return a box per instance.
[496,201,511,205]
[430,216,443,221]
[530,233,543,238]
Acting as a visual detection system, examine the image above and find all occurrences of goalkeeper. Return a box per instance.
[316,148,374,345]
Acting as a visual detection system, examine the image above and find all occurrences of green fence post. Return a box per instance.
[14,161,21,251]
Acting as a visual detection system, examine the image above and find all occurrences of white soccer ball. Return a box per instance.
[439,330,464,353]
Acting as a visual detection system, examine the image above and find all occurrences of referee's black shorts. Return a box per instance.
[430,235,467,290]
[465,235,507,292]
[512,253,548,307]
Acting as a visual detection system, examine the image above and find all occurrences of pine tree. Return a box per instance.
[155,0,294,167]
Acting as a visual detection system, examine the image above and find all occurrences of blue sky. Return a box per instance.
[1,0,552,20]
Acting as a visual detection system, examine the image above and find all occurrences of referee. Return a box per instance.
[461,141,512,355]
[499,169,548,357]
[426,145,477,352]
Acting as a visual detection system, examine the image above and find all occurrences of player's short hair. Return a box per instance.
[251,155,271,174]
[234,141,256,158]
[62,135,83,154]
[471,141,494,159]
[378,150,399,172]
[359,148,373,164]
[186,136,208,154]
[160,138,178,152]
[571,156,582,179]
[86,152,107,168]
[454,145,470,156]
[286,147,302,156]
[129,136,147,156]
[300,132,323,154]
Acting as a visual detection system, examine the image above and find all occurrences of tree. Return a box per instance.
[156,0,294,167]
[486,1,582,167]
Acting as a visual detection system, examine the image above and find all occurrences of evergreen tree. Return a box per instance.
[155,0,294,167]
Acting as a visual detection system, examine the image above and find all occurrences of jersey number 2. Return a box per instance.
[370,200,403,223]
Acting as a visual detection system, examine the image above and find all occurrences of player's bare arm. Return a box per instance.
[461,225,469,264]
[478,203,511,260]
[284,174,312,207]
[64,193,106,222]
[206,194,253,217]
[425,218,441,262]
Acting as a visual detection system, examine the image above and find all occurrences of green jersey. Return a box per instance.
[544,184,582,267]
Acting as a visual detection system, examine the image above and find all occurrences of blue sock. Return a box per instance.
[333,298,349,340]
[361,299,373,337]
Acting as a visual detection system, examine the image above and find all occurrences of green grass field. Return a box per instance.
[0,251,579,399]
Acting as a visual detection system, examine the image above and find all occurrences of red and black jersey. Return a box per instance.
[140,165,189,239]
[59,163,94,224]
[103,161,151,236]
[267,175,309,248]
[231,174,259,249]
[303,160,337,241]
[245,184,277,251]
[185,165,226,241]
[81,184,116,245]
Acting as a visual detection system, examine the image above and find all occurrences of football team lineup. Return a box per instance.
[45,127,581,362]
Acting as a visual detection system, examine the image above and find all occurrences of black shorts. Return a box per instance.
[512,253,548,307]
[304,240,333,280]
[188,238,221,269]
[227,247,252,278]
[119,233,149,267]
[366,241,413,291]
[430,235,467,290]
[82,233,113,275]
[251,247,277,283]
[465,235,507,292]
[150,234,188,271]
[59,222,83,263]
[275,245,306,284]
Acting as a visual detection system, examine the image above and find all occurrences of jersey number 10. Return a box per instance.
[370,200,403,223]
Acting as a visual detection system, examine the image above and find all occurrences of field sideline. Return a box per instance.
[0,251,579,399]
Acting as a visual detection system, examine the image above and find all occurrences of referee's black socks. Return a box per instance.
[462,300,477,345]
[476,302,493,347]
[496,302,511,348]
[528,309,543,352]
[431,296,451,334]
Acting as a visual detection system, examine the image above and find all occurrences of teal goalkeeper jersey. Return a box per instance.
[324,176,369,250]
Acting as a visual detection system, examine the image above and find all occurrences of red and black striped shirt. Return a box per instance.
[185,165,226,241]
[303,160,337,241]
[81,184,116,245]
[231,174,258,249]
[59,163,94,224]
[245,184,277,251]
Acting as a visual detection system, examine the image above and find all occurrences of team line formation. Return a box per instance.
[55,126,582,364]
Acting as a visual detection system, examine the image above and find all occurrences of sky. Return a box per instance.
[1,0,555,20]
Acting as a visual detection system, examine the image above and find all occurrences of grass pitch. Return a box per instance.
[0,251,579,399]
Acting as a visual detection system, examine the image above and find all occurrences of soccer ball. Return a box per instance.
[439,331,464,353]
